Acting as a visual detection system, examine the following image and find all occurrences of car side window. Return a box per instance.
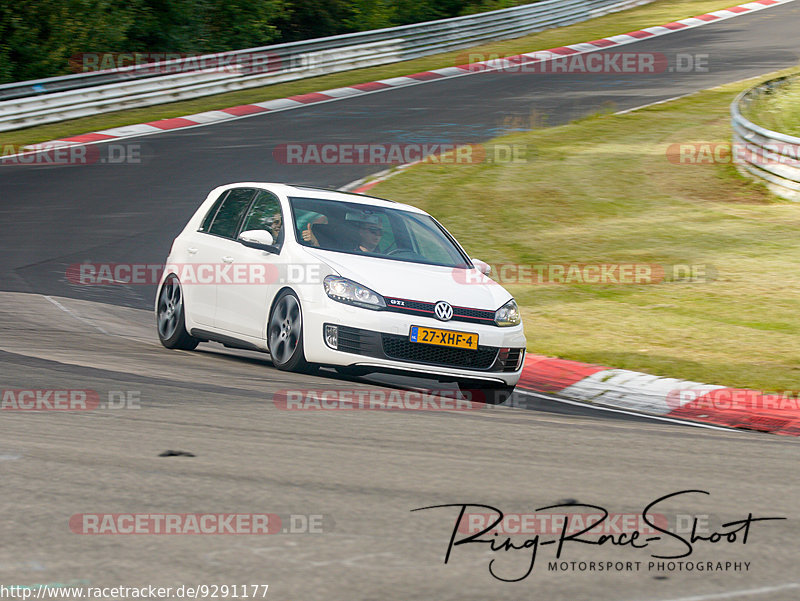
[206,188,256,239]
[198,191,228,233]
[240,191,284,251]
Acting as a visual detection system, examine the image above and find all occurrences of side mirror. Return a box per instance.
[239,229,277,252]
[472,258,491,276]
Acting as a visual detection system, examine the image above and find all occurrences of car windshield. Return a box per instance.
[289,196,471,268]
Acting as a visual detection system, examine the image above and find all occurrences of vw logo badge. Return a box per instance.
[434,301,453,321]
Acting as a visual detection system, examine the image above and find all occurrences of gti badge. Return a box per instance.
[434,301,453,321]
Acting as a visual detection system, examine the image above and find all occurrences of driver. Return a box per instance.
[346,213,383,253]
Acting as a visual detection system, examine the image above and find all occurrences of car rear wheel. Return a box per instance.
[268,290,315,373]
[157,275,199,350]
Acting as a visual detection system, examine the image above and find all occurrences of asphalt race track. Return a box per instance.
[1,3,799,599]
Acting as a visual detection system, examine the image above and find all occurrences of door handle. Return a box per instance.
[222,256,234,263]
[187,247,198,255]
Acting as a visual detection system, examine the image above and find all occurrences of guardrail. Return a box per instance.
[731,75,800,201]
[0,0,652,133]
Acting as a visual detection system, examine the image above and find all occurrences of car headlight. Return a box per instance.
[495,298,521,327]
[324,275,386,310]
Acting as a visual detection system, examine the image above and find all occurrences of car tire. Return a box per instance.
[456,380,515,405]
[156,275,199,350]
[268,289,315,373]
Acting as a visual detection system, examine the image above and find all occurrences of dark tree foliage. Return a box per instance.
[125,0,284,53]
[273,0,355,42]
[0,0,532,83]
[0,0,134,82]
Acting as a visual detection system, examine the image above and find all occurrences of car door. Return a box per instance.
[214,189,286,338]
[187,187,256,327]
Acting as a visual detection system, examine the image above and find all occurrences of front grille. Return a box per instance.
[498,348,524,372]
[392,299,431,312]
[384,297,496,326]
[381,334,497,370]
[454,307,495,319]
[335,325,380,355]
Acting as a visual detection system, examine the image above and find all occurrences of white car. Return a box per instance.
[156,183,526,401]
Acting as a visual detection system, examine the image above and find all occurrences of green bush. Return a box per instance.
[0,0,537,83]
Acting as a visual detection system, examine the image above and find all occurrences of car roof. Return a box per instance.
[223,182,427,215]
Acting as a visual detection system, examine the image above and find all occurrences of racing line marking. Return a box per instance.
[614,94,693,114]
[43,295,111,336]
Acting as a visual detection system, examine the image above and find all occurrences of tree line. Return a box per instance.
[0,0,534,83]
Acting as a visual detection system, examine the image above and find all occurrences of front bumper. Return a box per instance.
[302,298,526,386]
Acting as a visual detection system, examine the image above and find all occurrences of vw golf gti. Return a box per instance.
[156,183,526,401]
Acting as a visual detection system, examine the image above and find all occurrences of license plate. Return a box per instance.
[409,326,478,350]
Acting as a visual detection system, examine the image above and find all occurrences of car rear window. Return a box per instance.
[205,188,256,239]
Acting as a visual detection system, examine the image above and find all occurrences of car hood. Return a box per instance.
[303,248,512,310]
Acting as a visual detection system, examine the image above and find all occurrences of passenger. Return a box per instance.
[267,212,282,244]
[301,215,328,247]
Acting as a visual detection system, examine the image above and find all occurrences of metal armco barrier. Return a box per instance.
[731,76,800,201]
[0,0,652,132]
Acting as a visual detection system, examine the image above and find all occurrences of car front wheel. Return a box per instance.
[268,290,315,373]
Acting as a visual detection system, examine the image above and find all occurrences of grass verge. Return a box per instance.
[742,75,800,137]
[371,67,800,392]
[2,0,752,149]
